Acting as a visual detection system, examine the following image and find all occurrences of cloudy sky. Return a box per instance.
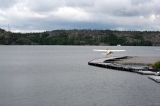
[0,0,160,32]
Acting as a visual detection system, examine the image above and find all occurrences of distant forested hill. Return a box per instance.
[0,28,160,46]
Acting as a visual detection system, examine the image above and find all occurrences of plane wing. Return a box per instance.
[108,50,126,52]
[93,49,126,52]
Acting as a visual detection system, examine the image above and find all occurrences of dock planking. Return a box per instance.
[88,56,148,72]
[148,76,160,83]
[88,56,160,84]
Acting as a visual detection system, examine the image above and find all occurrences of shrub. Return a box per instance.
[152,61,160,70]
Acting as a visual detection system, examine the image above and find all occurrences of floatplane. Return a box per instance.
[93,49,126,56]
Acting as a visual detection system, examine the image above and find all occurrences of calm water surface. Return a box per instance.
[0,46,160,106]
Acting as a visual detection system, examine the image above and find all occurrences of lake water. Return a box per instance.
[0,46,160,106]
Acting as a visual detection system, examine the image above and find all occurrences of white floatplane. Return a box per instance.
[93,49,126,56]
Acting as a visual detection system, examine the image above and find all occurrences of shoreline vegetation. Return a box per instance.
[152,61,160,71]
[0,28,160,46]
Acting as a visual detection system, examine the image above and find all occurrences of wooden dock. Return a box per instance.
[148,76,160,83]
[88,56,160,84]
[137,71,157,75]
[88,56,149,72]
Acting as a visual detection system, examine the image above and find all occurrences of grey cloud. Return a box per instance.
[25,0,94,13]
[130,0,152,5]
[91,0,155,17]
[0,0,160,31]
[154,1,160,15]
[114,5,153,17]
[0,0,17,9]
[24,0,64,13]
[64,0,94,8]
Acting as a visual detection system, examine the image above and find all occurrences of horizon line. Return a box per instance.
[1,27,160,33]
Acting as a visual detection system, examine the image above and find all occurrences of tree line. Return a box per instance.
[0,28,160,46]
